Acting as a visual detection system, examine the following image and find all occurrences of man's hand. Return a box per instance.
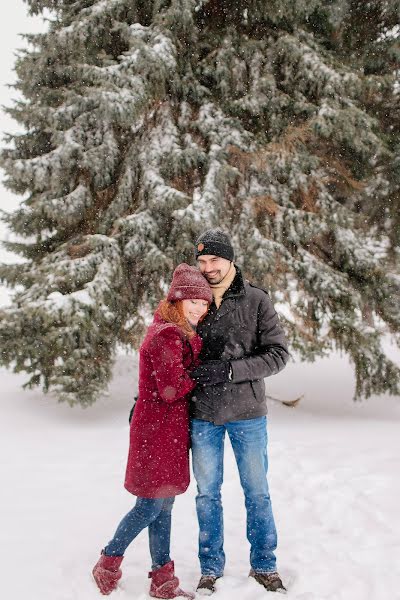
[190,360,232,386]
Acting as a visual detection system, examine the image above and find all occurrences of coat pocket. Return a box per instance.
[250,379,266,403]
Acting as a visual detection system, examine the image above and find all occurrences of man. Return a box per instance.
[190,228,289,595]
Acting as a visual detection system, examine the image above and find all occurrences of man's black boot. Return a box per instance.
[249,569,286,593]
[196,575,222,595]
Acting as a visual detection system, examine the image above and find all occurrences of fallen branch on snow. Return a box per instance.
[266,394,304,408]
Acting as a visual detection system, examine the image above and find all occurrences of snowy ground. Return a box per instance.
[1,7,400,598]
[1,351,399,600]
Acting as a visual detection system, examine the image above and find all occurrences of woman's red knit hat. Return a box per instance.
[167,263,212,303]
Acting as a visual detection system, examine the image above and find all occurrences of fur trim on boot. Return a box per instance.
[149,561,194,599]
[92,552,123,595]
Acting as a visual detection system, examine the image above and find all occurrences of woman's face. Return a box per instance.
[182,299,208,326]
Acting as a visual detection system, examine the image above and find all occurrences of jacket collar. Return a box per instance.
[152,308,201,349]
[222,265,246,299]
[210,266,246,321]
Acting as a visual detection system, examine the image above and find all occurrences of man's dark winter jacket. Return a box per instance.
[191,267,289,425]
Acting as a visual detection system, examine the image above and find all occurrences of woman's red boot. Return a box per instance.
[149,561,195,599]
[92,552,123,595]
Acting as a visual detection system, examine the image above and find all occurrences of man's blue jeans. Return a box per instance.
[104,496,175,569]
[190,416,277,576]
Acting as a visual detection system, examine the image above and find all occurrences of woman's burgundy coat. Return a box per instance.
[125,313,202,498]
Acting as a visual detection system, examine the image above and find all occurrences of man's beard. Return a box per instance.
[204,271,223,284]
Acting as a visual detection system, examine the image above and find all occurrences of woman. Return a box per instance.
[92,264,212,599]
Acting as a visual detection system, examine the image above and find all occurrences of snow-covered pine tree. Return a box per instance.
[1,0,399,405]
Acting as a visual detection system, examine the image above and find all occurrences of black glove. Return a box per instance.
[190,360,232,386]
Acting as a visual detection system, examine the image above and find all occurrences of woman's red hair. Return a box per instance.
[157,299,208,339]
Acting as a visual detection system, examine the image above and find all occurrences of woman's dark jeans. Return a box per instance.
[104,496,175,570]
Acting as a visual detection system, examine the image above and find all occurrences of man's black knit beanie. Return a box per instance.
[195,228,235,262]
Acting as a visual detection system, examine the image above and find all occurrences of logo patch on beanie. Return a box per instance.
[197,243,205,251]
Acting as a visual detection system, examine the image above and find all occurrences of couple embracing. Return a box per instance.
[92,229,289,597]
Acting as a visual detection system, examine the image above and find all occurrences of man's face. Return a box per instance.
[197,255,232,284]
